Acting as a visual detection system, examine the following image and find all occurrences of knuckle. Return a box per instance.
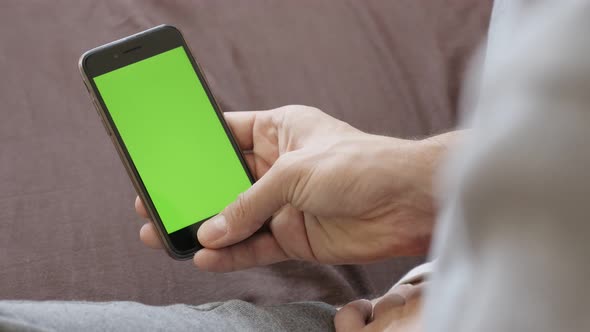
[293,105,322,119]
[301,105,322,114]
[280,104,318,112]
[279,105,323,121]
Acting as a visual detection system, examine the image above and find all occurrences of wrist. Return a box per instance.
[374,135,446,188]
[372,133,456,254]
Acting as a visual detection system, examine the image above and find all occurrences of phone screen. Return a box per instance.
[93,46,251,234]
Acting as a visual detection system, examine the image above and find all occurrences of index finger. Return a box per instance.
[224,111,256,151]
[135,196,149,219]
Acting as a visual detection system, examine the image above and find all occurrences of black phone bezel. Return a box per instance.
[80,25,256,260]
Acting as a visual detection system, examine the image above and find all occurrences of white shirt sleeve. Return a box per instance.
[425,2,590,332]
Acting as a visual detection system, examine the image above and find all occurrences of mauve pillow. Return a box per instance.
[0,0,491,305]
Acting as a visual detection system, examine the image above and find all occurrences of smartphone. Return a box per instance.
[79,25,255,260]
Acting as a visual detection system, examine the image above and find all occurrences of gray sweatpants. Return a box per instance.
[0,300,335,331]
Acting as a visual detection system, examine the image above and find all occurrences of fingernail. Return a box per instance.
[199,214,227,243]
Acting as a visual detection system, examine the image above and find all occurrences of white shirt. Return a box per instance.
[425,1,590,331]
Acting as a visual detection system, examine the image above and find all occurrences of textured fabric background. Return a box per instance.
[0,1,491,305]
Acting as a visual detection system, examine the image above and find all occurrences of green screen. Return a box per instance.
[94,47,251,234]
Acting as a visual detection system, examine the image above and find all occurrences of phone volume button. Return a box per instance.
[101,117,111,136]
[91,98,100,112]
[92,99,111,136]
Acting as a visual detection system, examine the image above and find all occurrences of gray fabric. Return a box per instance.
[426,1,590,331]
[0,300,335,332]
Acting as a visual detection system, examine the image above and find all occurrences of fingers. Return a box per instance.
[193,231,288,272]
[224,109,287,151]
[136,197,163,249]
[224,111,257,151]
[394,283,425,301]
[139,223,163,249]
[243,152,257,177]
[266,204,315,260]
[334,299,372,332]
[197,156,296,248]
[135,196,148,218]
[372,283,424,318]
[372,293,406,319]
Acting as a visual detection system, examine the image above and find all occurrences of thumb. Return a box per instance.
[197,155,297,248]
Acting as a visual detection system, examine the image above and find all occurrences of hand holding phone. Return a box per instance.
[136,105,440,272]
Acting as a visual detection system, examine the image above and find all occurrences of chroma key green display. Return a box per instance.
[94,46,251,234]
